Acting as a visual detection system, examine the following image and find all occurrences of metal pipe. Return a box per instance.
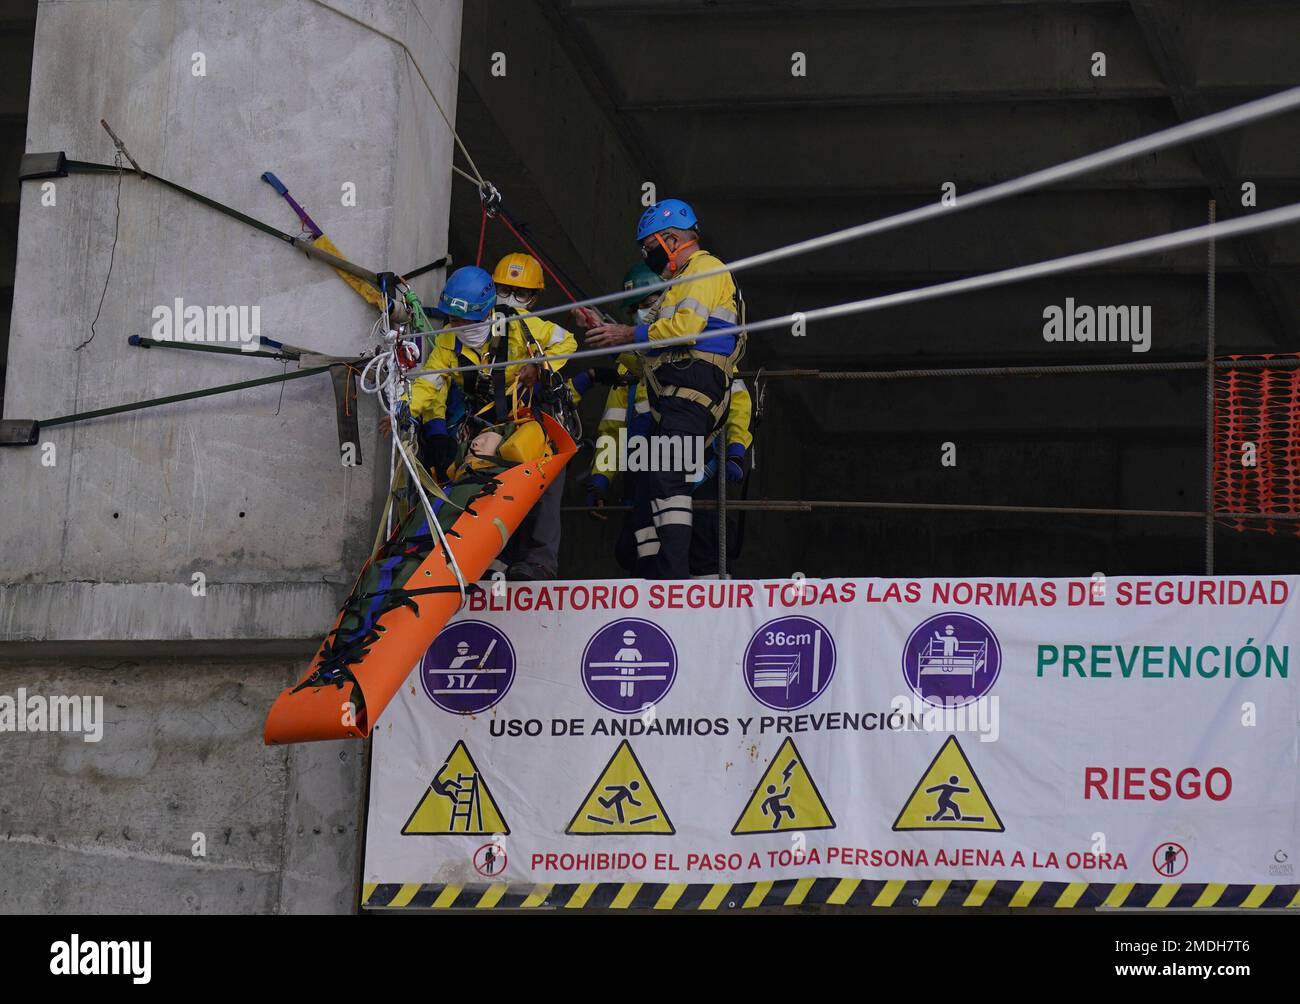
[1205,200,1218,573]
[716,429,727,578]
[738,357,1300,381]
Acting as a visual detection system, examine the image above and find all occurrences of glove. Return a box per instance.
[725,445,747,484]
[569,369,595,398]
[591,366,620,388]
[428,434,458,480]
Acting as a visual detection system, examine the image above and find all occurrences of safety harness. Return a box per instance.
[643,284,748,430]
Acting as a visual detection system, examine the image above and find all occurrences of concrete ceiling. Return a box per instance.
[454,0,1300,362]
[452,0,1300,576]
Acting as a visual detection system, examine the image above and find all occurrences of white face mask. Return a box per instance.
[455,321,491,349]
[498,293,532,311]
[634,295,663,327]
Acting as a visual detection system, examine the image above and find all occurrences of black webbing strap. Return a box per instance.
[20,154,381,287]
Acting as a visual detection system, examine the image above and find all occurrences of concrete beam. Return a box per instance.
[0,0,464,916]
[0,581,339,644]
[575,3,1160,109]
[0,0,460,619]
[0,658,362,914]
[652,101,1209,197]
[1129,0,1300,344]
[696,189,1300,278]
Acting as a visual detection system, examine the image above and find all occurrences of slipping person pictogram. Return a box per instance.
[594,779,655,826]
[566,740,675,835]
[924,774,983,823]
[893,735,1004,832]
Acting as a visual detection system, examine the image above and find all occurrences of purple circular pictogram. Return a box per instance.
[581,618,677,714]
[901,611,1001,708]
[742,616,837,711]
[420,620,516,714]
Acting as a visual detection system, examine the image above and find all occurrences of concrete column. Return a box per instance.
[0,0,462,913]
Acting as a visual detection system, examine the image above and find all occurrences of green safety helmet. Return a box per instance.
[621,262,662,309]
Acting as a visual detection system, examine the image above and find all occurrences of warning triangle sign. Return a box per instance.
[566,740,674,835]
[892,735,1004,832]
[732,737,835,835]
[402,740,511,835]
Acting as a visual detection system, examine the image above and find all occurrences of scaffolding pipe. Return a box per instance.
[741,357,1300,382]
[1206,200,1218,573]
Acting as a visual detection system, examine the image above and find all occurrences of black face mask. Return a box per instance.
[643,241,669,278]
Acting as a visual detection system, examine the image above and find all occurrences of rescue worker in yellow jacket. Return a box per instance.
[409,256,577,579]
[585,199,744,578]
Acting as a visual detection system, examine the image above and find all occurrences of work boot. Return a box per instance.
[507,561,556,582]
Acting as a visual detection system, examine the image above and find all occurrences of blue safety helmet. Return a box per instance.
[437,266,496,320]
[635,198,698,242]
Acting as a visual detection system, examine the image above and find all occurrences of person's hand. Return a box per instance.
[379,415,393,437]
[570,306,602,331]
[519,362,541,388]
[726,458,745,483]
[585,323,636,349]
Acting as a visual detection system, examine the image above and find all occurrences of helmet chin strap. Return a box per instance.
[668,238,698,274]
[654,232,699,276]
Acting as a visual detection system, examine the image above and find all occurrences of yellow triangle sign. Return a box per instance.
[566,740,674,835]
[732,737,835,835]
[892,735,1004,832]
[401,740,511,835]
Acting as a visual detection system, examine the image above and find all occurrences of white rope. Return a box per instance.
[412,84,1300,340]
[413,199,1300,378]
[309,0,486,186]
[358,328,469,604]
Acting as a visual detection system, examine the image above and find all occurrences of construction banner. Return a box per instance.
[363,576,1300,910]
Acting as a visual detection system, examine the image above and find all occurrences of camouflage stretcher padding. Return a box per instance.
[264,413,576,744]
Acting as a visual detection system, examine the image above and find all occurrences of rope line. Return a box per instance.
[415,84,1300,338]
[411,199,1300,378]
[309,0,485,186]
[496,210,579,303]
[357,327,468,602]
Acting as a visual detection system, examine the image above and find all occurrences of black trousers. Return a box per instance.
[632,359,728,579]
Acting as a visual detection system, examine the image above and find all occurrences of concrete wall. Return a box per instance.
[0,0,463,913]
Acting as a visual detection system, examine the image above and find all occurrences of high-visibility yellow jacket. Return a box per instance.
[591,378,753,494]
[409,309,576,432]
[631,249,739,364]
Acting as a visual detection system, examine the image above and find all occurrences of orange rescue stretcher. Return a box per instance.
[264,412,576,744]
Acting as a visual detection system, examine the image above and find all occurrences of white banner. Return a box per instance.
[364,576,1299,904]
